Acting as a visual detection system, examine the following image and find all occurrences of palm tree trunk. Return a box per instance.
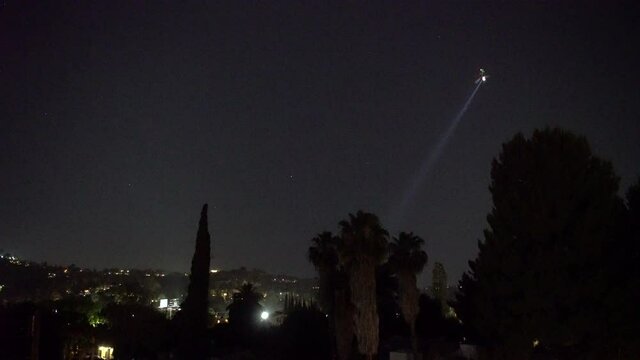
[334,287,354,360]
[349,259,379,359]
[410,322,418,360]
[398,273,420,360]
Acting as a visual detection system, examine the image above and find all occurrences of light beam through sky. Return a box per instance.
[390,81,484,228]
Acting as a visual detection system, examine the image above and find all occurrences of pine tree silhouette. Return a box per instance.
[175,204,211,359]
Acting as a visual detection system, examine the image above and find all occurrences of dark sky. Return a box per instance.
[1,1,639,285]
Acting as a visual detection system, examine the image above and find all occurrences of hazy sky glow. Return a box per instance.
[1,2,638,285]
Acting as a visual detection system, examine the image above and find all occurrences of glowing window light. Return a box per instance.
[98,345,114,360]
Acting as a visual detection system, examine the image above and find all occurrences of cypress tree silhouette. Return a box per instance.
[175,204,211,359]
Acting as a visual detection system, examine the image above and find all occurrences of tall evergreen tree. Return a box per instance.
[175,204,211,359]
[603,177,640,357]
[455,128,622,359]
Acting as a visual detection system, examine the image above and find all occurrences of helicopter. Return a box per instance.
[475,68,489,84]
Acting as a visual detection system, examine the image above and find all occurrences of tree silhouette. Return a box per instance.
[227,283,264,332]
[338,211,388,360]
[431,262,448,314]
[455,128,623,359]
[308,232,340,314]
[333,270,355,360]
[624,178,640,353]
[175,204,211,359]
[308,231,353,360]
[602,177,640,357]
[375,263,405,343]
[415,293,462,345]
[388,232,428,358]
[103,302,170,359]
[280,303,331,360]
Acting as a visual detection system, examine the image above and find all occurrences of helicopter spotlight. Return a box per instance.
[475,68,489,84]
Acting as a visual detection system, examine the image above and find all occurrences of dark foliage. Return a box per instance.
[431,262,448,313]
[338,211,389,359]
[387,232,428,357]
[0,301,107,360]
[455,128,632,359]
[102,302,170,359]
[174,204,211,359]
[415,294,461,342]
[0,303,41,360]
[279,305,331,360]
[308,230,353,360]
[601,177,640,356]
[227,283,264,337]
[376,263,407,342]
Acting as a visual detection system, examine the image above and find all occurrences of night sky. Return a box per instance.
[1,2,639,284]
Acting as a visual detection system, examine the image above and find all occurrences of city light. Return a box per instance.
[159,299,168,309]
[98,345,114,360]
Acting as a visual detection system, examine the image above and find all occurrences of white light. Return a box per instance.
[159,299,168,309]
[260,311,269,321]
[482,76,487,82]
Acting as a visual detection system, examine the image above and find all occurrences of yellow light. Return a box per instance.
[533,339,540,348]
[98,345,114,359]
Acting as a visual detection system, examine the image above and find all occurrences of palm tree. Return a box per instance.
[227,283,264,332]
[308,232,340,312]
[338,211,388,360]
[309,232,353,360]
[388,232,428,358]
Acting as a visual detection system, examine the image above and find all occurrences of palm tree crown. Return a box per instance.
[338,211,388,267]
[338,210,389,359]
[388,231,428,359]
[308,231,340,272]
[388,232,428,275]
